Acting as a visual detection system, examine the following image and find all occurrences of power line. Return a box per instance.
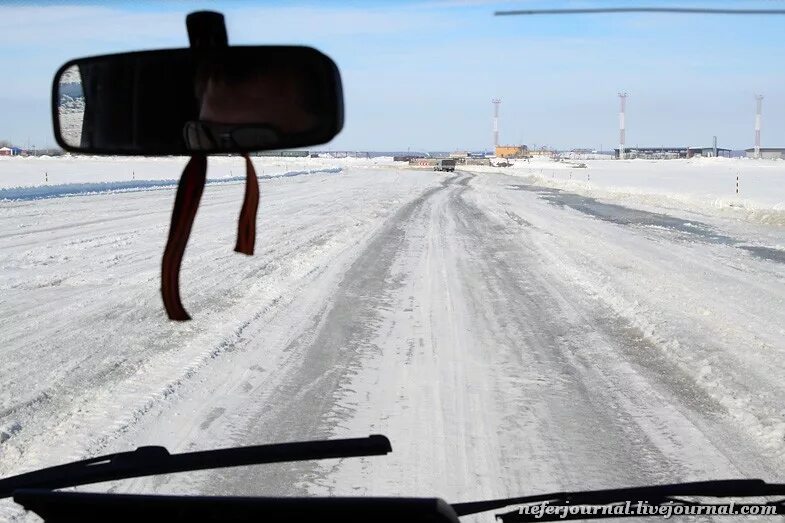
[496,7,785,16]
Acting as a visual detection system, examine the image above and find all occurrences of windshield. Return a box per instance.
[1,1,784,521]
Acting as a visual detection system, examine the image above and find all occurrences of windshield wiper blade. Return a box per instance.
[452,479,785,520]
[0,434,391,499]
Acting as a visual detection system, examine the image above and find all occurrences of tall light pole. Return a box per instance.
[492,98,501,150]
[618,92,628,160]
[755,94,763,159]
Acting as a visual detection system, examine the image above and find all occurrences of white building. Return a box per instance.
[745,147,785,159]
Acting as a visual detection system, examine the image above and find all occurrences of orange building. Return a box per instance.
[495,145,528,158]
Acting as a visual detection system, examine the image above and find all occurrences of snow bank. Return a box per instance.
[0,155,397,191]
[0,167,342,201]
[466,157,785,226]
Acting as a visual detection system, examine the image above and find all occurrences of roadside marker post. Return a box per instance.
[736,173,739,195]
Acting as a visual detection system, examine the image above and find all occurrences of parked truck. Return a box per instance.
[434,159,456,172]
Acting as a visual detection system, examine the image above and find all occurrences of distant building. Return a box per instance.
[744,147,785,159]
[409,158,438,168]
[255,150,310,158]
[528,149,555,158]
[495,145,529,158]
[688,146,732,158]
[0,147,12,156]
[614,146,730,159]
[393,154,426,162]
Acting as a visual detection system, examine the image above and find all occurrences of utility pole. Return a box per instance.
[618,92,628,160]
[754,94,763,159]
[492,98,501,150]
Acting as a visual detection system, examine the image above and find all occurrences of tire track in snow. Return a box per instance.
[0,168,444,521]
[449,182,722,489]
[285,172,771,506]
[201,173,464,496]
[461,175,783,482]
[0,170,435,474]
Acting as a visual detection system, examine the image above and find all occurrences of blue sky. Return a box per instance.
[1,0,784,151]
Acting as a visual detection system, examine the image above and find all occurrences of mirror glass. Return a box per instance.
[57,65,85,148]
[52,47,343,155]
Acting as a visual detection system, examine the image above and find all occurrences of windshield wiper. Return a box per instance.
[0,434,391,499]
[452,479,785,521]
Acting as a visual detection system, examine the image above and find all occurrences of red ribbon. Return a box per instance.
[235,155,259,255]
[161,154,259,320]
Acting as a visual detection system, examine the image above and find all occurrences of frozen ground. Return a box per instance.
[475,157,785,226]
[1,157,785,521]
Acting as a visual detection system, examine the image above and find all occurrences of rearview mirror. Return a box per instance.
[52,46,344,155]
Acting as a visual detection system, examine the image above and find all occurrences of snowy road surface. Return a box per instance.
[1,165,784,520]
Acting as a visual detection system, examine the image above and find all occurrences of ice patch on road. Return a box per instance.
[0,167,342,201]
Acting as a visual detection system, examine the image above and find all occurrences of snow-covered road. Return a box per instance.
[1,165,784,520]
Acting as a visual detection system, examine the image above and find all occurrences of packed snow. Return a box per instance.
[470,157,785,226]
[1,155,785,521]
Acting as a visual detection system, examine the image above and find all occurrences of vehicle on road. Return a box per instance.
[434,159,456,172]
